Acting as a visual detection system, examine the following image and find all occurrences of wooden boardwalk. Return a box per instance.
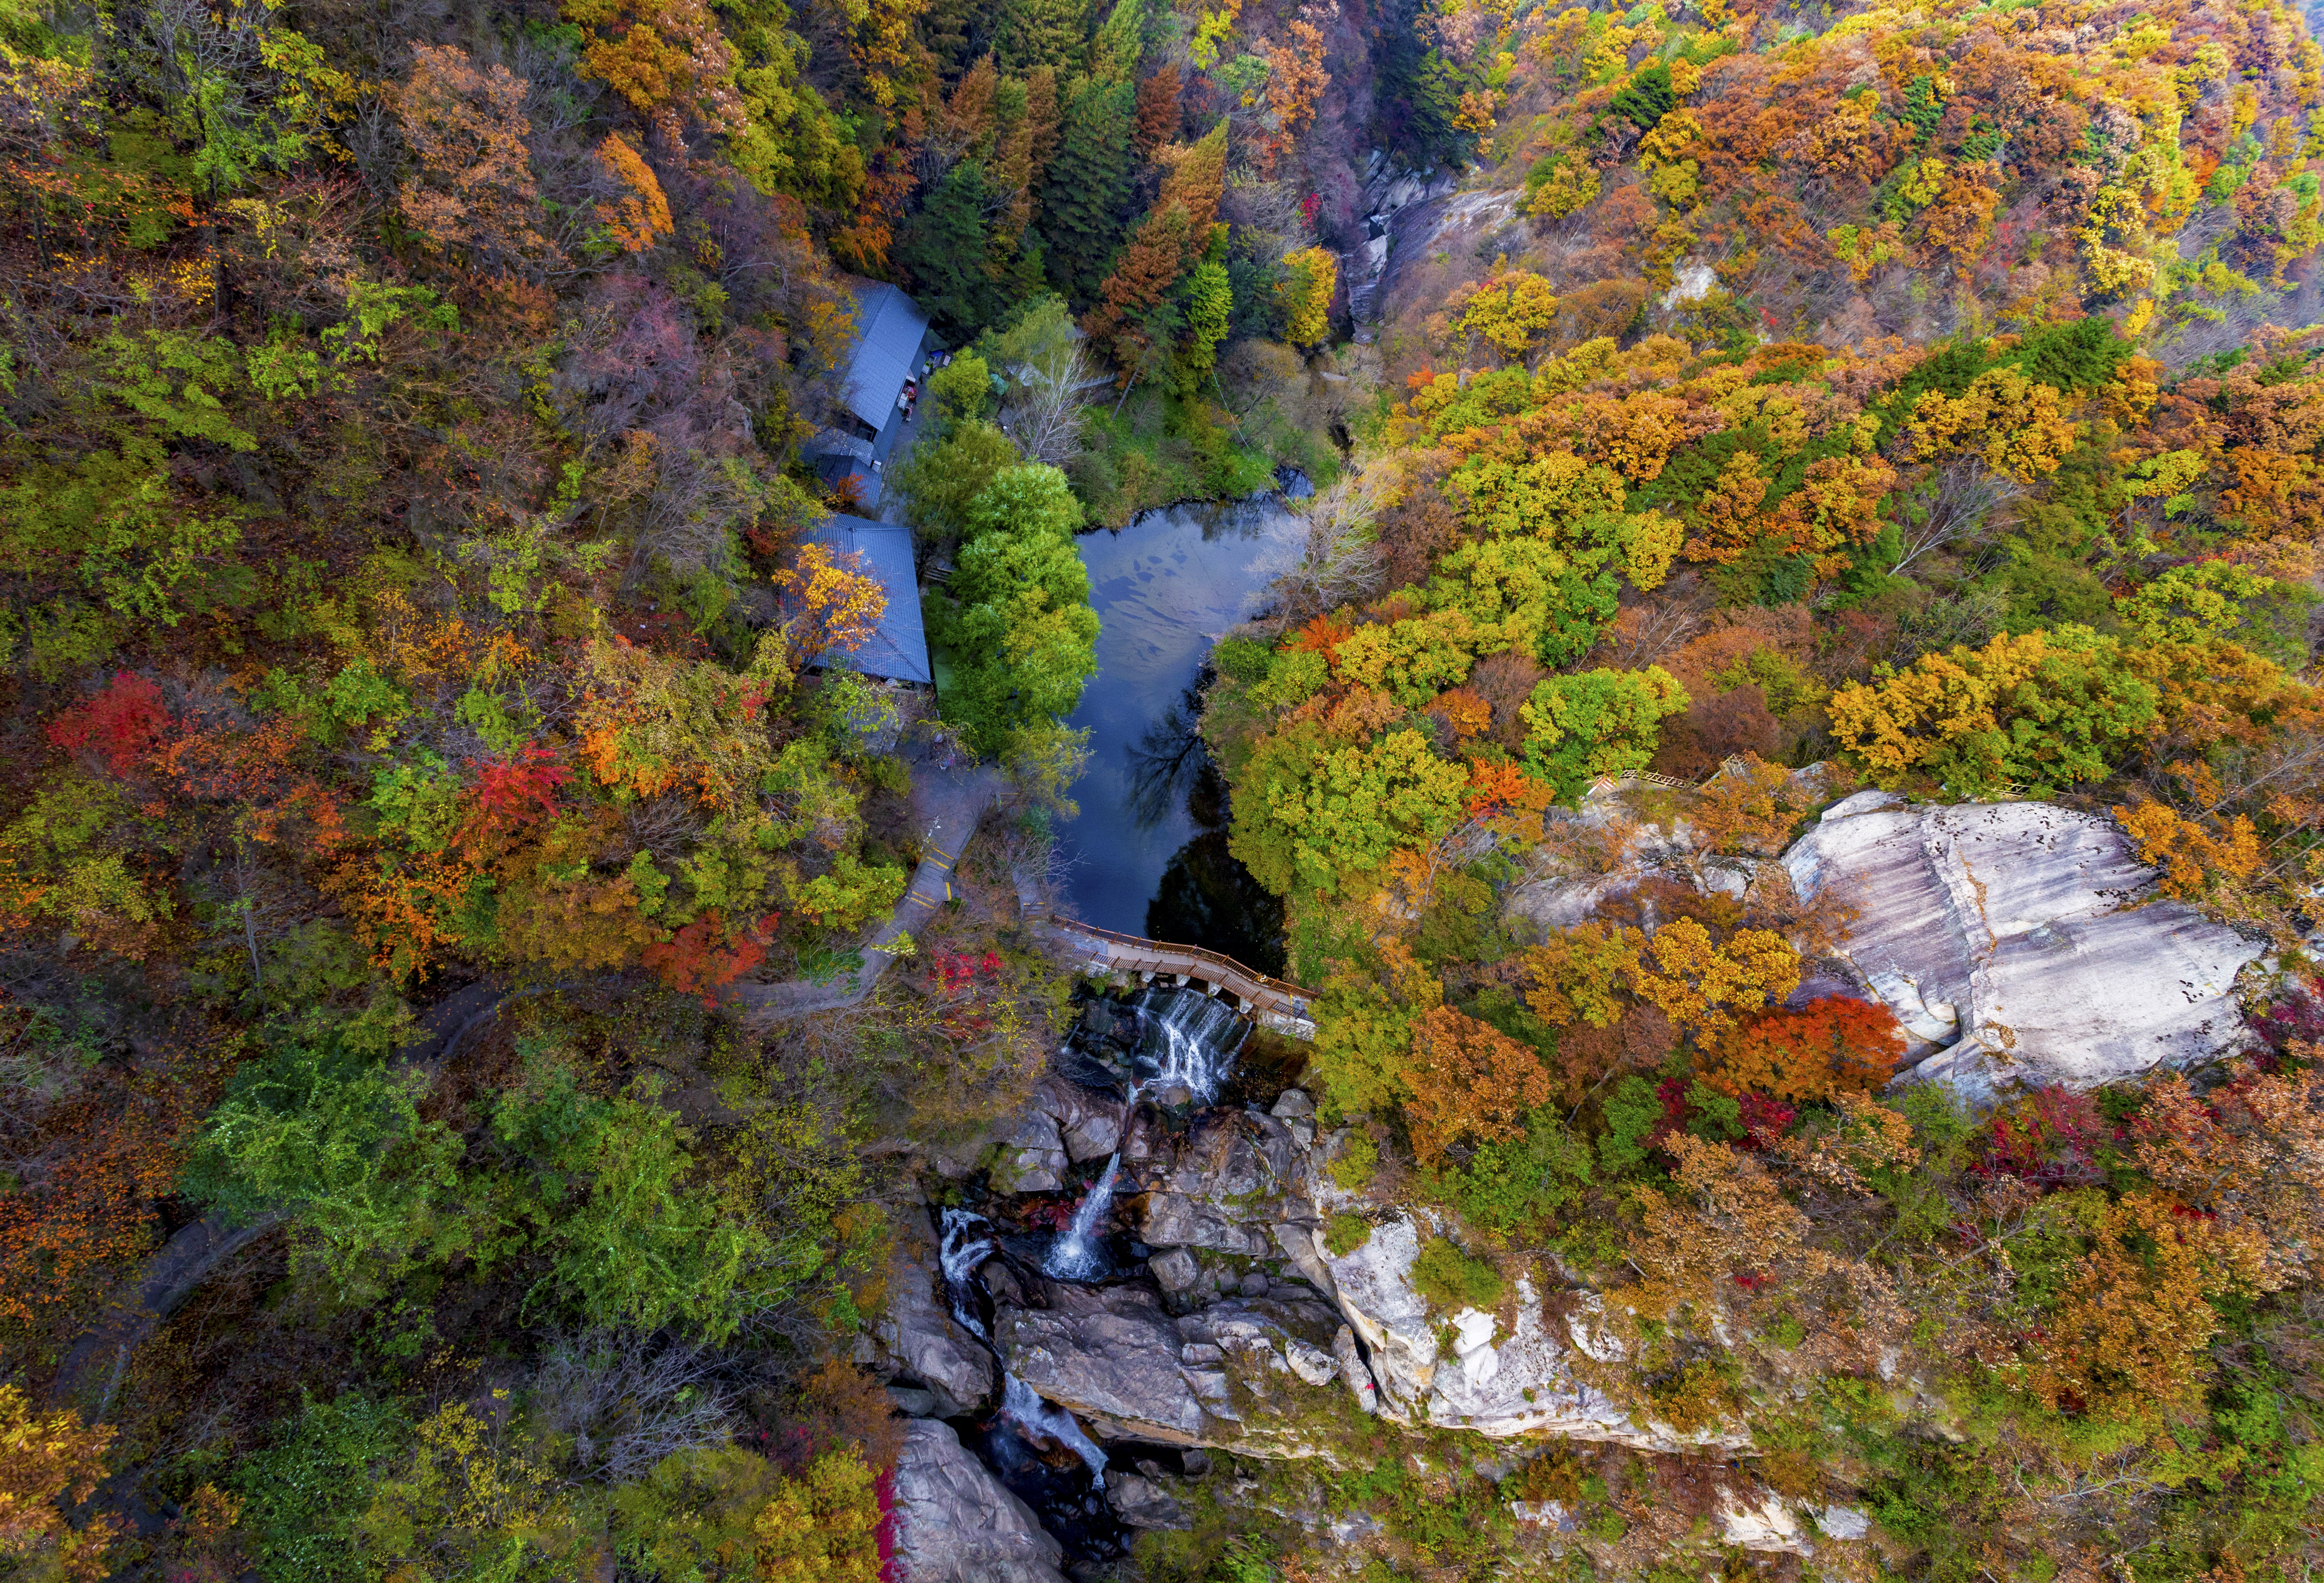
[1043,916,1317,1040]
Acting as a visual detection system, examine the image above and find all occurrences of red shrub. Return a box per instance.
[47,673,172,776]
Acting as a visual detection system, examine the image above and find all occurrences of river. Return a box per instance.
[1054,493,1297,975]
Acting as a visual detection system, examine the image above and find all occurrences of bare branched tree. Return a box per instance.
[530,1331,739,1482]
[997,339,1094,469]
[1257,468,1390,623]
[1894,457,2021,576]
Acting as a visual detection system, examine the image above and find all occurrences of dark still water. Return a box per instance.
[1056,498,1292,975]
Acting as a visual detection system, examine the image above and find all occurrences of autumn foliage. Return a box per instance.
[1707,997,1905,1104]
[1402,1005,1553,1165]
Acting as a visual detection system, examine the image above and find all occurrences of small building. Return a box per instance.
[806,281,933,512]
[804,514,933,687]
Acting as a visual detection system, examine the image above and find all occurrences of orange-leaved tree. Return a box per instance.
[1707,997,1904,1103]
[592,132,673,254]
[1403,1005,1552,1165]
[391,45,553,277]
[773,541,886,672]
[2022,1191,2269,1425]
[1083,121,1229,373]
[1627,916,1799,1041]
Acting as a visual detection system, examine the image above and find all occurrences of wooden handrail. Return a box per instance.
[1046,915,1311,1006]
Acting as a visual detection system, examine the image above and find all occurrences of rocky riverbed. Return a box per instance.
[868,778,2276,1577]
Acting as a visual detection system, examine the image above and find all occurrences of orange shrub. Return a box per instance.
[1708,997,1905,1102]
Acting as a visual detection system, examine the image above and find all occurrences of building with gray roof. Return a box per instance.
[800,514,932,687]
[804,281,933,512]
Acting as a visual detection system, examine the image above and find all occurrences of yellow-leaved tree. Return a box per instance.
[1278,246,1337,349]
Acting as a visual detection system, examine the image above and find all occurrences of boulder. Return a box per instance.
[1150,1247,1202,1295]
[1035,1079,1122,1163]
[874,1211,996,1417]
[996,1288,1344,1452]
[1284,1338,1339,1387]
[1136,1191,1274,1256]
[1784,800,2262,1099]
[990,1111,1069,1194]
[997,1288,1209,1444]
[890,1419,1068,1583]
[1717,1489,1806,1554]
[1106,1471,1191,1530]
[1815,1504,1872,1541]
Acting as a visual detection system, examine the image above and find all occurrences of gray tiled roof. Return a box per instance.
[803,514,931,685]
[839,282,930,434]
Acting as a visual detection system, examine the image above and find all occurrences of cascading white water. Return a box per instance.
[1136,983,1248,1106]
[1039,984,1250,1281]
[940,1209,1109,1489]
[938,1208,996,1339]
[1001,1374,1109,1476]
[1042,1152,1120,1281]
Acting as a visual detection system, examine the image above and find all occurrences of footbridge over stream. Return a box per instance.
[1041,916,1316,1040]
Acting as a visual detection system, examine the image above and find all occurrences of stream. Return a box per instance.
[936,982,1255,1563]
[1055,490,1302,974]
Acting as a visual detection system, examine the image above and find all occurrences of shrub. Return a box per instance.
[1325,1213,1372,1256]
[1411,1236,1505,1311]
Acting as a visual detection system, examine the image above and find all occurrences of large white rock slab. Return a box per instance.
[1785,800,2261,1099]
[1319,1215,1737,1451]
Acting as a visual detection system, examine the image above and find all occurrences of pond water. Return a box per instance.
[1055,495,1295,975]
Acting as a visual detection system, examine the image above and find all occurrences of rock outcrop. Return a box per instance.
[1786,794,2262,1099]
[995,1284,1345,1453]
[1320,1214,1741,1450]
[890,1419,1069,1583]
[873,1210,996,1417]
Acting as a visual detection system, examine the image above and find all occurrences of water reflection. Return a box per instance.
[1146,763,1287,975]
[1057,497,1293,968]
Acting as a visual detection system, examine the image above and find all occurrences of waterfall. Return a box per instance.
[1133,983,1249,1106]
[1038,984,1249,1281]
[940,1210,1109,1490]
[1000,1375,1109,1478]
[1042,1152,1120,1281]
[939,1208,996,1339]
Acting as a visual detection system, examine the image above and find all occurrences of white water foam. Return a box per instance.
[1039,985,1250,1281]
[1001,1372,1109,1479]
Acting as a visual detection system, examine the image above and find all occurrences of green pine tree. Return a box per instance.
[896,161,1006,338]
[1037,76,1135,308]
[997,0,1090,74]
[1089,0,1146,83]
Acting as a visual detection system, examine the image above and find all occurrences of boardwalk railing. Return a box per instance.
[1045,915,1317,1038]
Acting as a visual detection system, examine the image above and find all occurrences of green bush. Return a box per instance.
[1325,1213,1372,1256]
[1410,1236,1505,1311]
[234,1393,411,1583]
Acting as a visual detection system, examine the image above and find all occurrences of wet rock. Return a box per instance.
[1784,801,2262,1100]
[890,1418,1069,1583]
[1035,1079,1122,1163]
[1106,1471,1192,1531]
[991,1111,1069,1194]
[875,1211,996,1417]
